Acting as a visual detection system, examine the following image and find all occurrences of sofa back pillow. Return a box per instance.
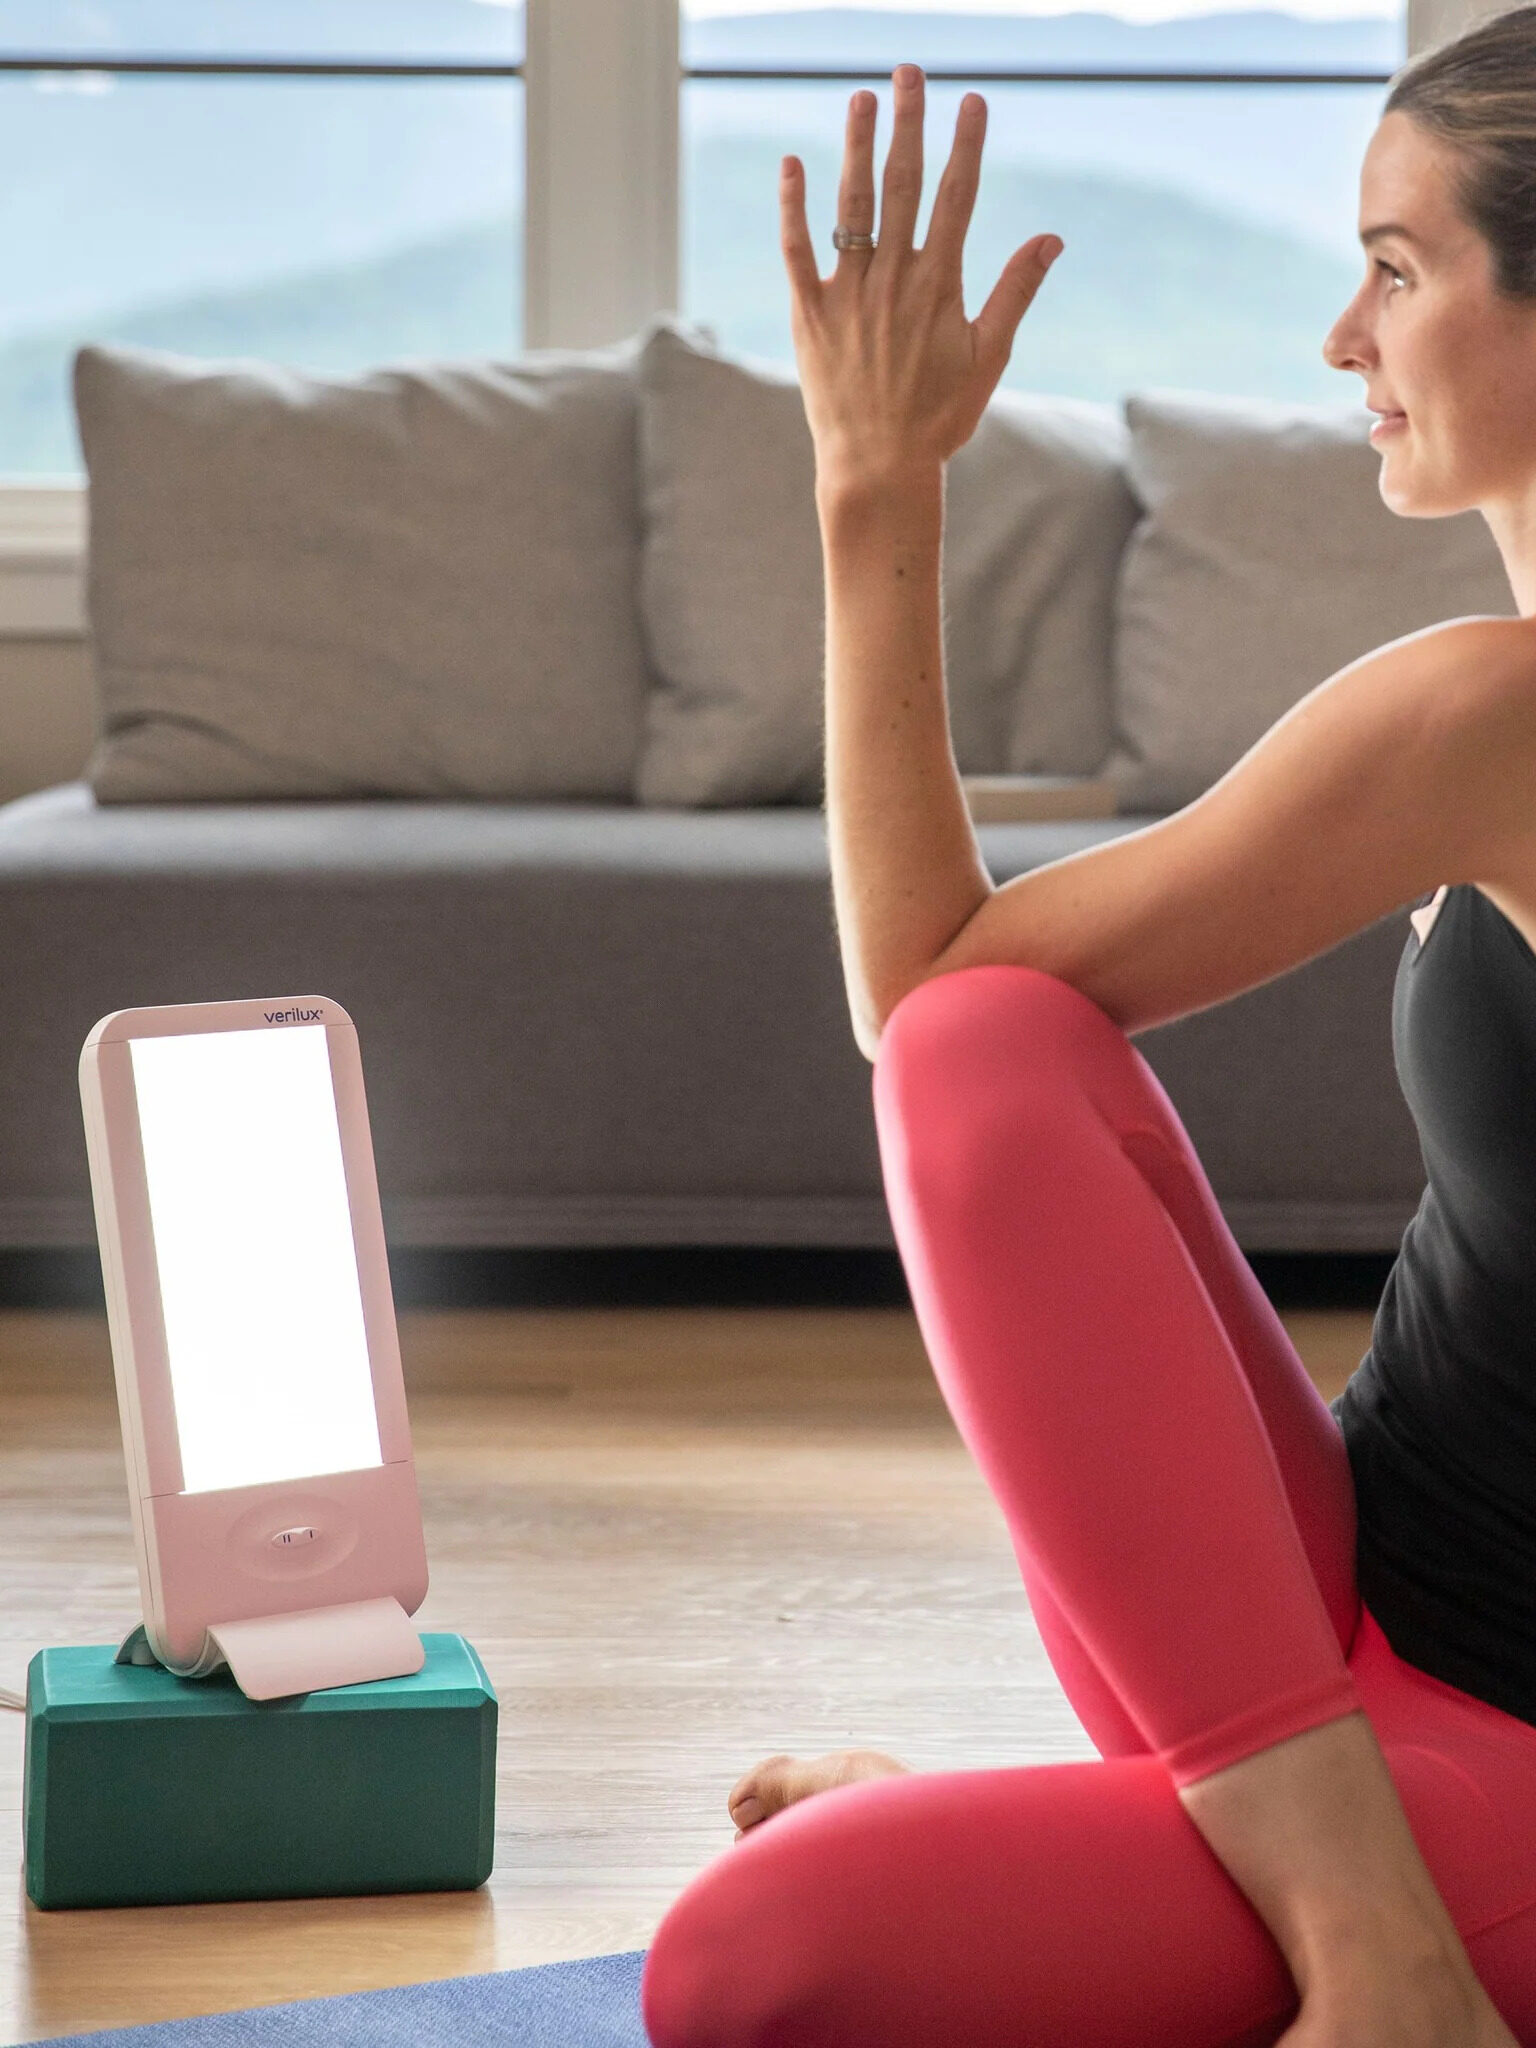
[1104,391,1516,815]
[75,341,652,802]
[634,321,1137,807]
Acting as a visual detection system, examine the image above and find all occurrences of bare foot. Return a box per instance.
[727,1749,909,1839]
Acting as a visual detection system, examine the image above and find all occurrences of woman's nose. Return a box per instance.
[1323,292,1375,375]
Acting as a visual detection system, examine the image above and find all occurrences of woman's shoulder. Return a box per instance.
[1402,613,1536,713]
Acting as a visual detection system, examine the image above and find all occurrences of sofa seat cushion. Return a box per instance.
[74,341,653,805]
[0,785,1423,1254]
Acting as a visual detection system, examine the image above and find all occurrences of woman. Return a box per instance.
[642,11,1536,2045]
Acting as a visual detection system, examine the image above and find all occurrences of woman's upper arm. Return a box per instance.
[919,617,1536,1039]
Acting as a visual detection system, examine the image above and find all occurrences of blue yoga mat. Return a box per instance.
[36,1951,650,2047]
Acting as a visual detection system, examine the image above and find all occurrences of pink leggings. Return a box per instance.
[642,967,1536,2047]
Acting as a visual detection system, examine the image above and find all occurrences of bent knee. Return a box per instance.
[874,967,1120,1196]
[877,966,1115,1102]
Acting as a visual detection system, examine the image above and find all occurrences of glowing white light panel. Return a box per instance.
[129,1026,383,1495]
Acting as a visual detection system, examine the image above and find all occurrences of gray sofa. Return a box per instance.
[0,323,1515,1256]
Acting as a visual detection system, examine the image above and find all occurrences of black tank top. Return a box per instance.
[1333,881,1536,1726]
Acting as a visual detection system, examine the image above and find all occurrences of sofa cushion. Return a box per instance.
[1104,392,1517,814]
[75,341,652,803]
[634,321,1137,806]
[0,782,1424,1255]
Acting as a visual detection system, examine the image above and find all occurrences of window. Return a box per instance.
[0,3,525,476]
[0,0,1426,486]
[682,1,1400,404]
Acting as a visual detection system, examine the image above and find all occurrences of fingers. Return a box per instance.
[876,62,925,256]
[925,91,986,282]
[834,89,878,269]
[779,155,821,305]
[975,232,1063,372]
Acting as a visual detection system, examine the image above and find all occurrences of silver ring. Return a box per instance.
[832,226,877,252]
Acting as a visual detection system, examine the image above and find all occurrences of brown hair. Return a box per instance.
[1385,3,1536,297]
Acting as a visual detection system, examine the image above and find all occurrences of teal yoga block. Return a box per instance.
[23,1633,497,1909]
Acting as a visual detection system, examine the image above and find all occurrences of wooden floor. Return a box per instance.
[0,1301,1370,2043]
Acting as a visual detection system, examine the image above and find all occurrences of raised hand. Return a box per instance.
[779,64,1062,494]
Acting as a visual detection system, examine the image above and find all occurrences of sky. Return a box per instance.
[680,1,1400,19]
[461,0,1403,23]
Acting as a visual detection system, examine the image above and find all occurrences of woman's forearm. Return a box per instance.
[778,65,1061,1055]
[820,465,994,1055]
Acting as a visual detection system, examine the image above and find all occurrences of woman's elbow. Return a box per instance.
[849,976,921,1063]
[847,982,897,1064]
[850,1003,884,1064]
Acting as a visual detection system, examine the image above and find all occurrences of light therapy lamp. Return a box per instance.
[78,996,429,1701]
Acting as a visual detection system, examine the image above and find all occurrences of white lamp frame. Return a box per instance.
[79,994,429,1701]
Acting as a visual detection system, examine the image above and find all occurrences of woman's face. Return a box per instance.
[1324,109,1536,519]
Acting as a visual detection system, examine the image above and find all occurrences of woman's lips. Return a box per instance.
[1369,410,1408,442]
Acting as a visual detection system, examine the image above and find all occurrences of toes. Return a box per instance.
[726,1750,910,1836]
[727,1754,795,1829]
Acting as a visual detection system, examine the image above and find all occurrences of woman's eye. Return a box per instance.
[1375,259,1408,289]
